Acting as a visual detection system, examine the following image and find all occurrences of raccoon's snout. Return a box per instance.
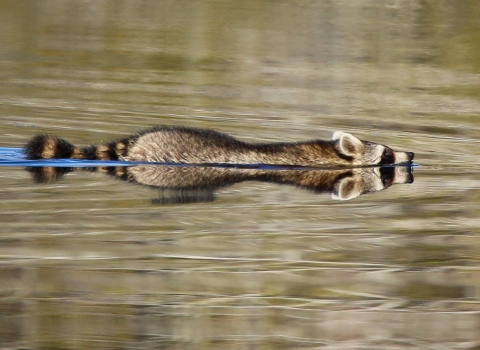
[393,151,414,165]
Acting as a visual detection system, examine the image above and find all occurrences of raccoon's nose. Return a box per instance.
[407,152,414,161]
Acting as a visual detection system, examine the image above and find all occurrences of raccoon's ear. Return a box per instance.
[332,176,363,201]
[332,131,364,158]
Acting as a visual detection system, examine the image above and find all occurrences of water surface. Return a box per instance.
[1,1,480,349]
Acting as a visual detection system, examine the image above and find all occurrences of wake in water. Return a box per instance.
[0,147,23,161]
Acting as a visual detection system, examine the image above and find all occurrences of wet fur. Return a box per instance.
[24,125,414,166]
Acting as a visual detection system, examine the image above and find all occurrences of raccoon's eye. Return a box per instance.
[380,148,395,165]
[379,167,394,187]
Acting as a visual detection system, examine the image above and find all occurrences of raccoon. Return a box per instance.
[27,164,413,202]
[24,126,414,167]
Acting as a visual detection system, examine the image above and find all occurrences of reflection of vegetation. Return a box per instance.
[415,1,480,72]
[147,53,188,71]
[430,87,480,101]
[399,282,464,300]
[392,243,465,267]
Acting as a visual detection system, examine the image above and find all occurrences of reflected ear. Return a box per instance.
[332,176,362,201]
[333,131,363,157]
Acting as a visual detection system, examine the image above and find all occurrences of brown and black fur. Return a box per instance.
[27,163,414,202]
[25,133,137,161]
[24,126,414,167]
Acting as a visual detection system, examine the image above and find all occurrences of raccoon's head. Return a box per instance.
[332,166,414,200]
[333,131,414,166]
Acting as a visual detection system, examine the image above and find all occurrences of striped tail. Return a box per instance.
[24,135,124,160]
[24,135,79,159]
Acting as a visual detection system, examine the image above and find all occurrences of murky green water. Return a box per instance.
[1,1,480,349]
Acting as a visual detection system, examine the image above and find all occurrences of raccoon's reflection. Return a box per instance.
[28,164,413,203]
